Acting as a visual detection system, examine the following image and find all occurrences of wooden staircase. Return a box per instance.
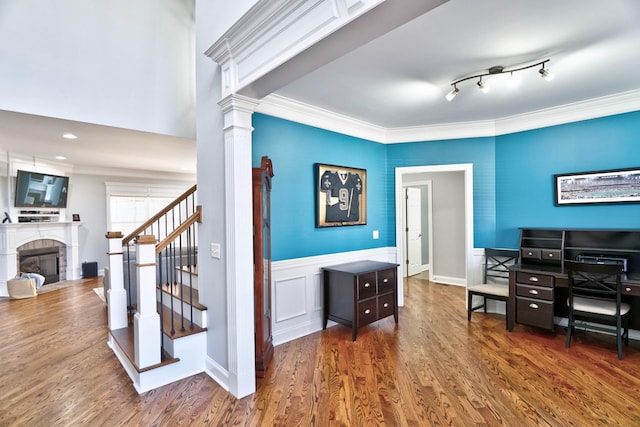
[105,185,207,393]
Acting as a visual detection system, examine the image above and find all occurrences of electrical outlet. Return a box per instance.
[373,230,379,239]
[210,243,221,259]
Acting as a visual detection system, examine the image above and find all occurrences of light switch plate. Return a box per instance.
[373,230,379,239]
[211,243,221,259]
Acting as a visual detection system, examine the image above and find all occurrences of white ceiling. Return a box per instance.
[2,0,640,175]
[275,0,640,128]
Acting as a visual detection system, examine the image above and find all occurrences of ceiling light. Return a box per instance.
[63,133,78,139]
[445,59,553,100]
[445,85,459,101]
[55,156,67,160]
[477,78,490,93]
[539,64,555,81]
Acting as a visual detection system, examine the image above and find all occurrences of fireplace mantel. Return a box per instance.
[0,221,81,297]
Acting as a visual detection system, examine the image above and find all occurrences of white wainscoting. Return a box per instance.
[271,247,397,346]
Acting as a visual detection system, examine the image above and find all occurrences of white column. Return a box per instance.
[106,231,127,331]
[65,222,81,279]
[134,235,161,368]
[0,225,18,297]
[219,93,258,397]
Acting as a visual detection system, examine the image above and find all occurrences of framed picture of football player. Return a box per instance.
[316,163,367,227]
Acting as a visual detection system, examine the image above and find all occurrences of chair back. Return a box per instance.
[484,248,520,284]
[565,260,624,307]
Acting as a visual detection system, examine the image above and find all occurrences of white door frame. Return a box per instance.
[395,164,474,306]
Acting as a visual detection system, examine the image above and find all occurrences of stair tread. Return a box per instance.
[158,303,207,338]
[158,283,207,310]
[110,326,179,373]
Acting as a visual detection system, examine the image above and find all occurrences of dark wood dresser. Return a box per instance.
[322,260,399,341]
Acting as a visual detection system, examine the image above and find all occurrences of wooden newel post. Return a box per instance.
[134,235,161,368]
[106,231,127,330]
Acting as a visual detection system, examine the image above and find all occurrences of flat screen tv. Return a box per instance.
[14,170,69,208]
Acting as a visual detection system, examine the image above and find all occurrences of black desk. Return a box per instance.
[508,263,640,332]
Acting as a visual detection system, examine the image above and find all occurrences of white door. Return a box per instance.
[406,187,422,276]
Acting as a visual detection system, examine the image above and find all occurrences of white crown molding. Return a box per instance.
[495,88,640,136]
[257,89,640,143]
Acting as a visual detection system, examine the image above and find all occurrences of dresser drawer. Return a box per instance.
[357,272,377,299]
[377,268,396,293]
[521,248,541,260]
[515,271,554,287]
[622,285,640,297]
[541,249,561,262]
[357,299,378,327]
[516,284,554,301]
[516,297,554,330]
[378,293,395,319]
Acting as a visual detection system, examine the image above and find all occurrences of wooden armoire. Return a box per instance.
[252,156,274,377]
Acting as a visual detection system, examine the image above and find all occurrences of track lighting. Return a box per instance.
[445,85,459,101]
[477,78,490,93]
[445,59,553,101]
[539,64,554,81]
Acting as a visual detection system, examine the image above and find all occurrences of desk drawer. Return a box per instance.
[378,293,395,319]
[516,284,554,301]
[516,271,554,287]
[357,272,377,299]
[357,298,377,327]
[517,297,554,330]
[541,249,561,262]
[521,248,541,260]
[622,285,640,297]
[378,268,396,294]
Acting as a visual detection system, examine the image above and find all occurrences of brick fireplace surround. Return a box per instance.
[0,222,81,297]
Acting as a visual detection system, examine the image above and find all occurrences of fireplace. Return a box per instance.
[19,247,60,284]
[0,221,81,297]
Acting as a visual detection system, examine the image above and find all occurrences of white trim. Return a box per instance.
[218,94,259,398]
[258,89,640,143]
[395,164,474,306]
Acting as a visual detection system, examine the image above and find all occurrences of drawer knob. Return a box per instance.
[383,303,389,308]
[626,287,631,292]
[529,276,539,282]
[528,252,533,256]
[529,289,539,295]
[529,303,539,309]
[364,309,371,315]
[383,278,389,283]
[364,282,371,288]
[547,253,554,258]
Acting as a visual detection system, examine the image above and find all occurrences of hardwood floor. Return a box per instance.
[2,276,640,426]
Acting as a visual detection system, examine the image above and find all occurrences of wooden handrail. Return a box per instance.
[156,205,202,254]
[122,184,197,246]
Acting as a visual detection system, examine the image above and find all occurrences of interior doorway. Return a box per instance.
[394,164,474,306]
[403,183,432,279]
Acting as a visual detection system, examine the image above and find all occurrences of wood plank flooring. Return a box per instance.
[1,276,640,426]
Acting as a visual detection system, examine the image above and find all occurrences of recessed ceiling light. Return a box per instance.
[63,133,78,139]
[56,156,67,160]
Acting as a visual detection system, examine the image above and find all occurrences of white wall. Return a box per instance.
[0,0,195,138]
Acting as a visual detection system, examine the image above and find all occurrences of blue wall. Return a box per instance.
[253,110,640,261]
[252,114,390,261]
[386,137,497,248]
[495,111,640,248]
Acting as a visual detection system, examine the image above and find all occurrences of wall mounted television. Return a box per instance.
[14,170,70,208]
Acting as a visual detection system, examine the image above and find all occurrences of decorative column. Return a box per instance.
[219,93,259,397]
[134,235,161,368]
[106,231,127,331]
[0,225,17,297]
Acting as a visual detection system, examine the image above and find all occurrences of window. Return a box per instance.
[105,182,191,238]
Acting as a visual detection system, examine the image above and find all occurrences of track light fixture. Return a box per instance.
[445,59,553,101]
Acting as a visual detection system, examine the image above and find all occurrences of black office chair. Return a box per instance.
[565,260,630,360]
[467,248,520,329]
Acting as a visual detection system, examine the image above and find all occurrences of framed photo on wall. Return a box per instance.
[316,163,367,227]
[554,167,640,205]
